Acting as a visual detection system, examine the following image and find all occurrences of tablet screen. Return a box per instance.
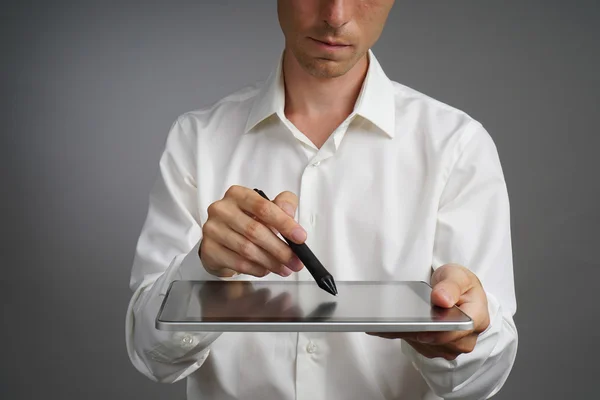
[158,280,470,325]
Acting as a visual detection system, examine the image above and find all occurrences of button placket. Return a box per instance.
[296,333,325,400]
[298,163,318,231]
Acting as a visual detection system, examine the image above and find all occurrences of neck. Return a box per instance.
[282,50,369,120]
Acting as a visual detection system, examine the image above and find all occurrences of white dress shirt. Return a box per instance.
[125,50,518,400]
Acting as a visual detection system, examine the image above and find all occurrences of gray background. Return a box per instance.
[2,1,598,399]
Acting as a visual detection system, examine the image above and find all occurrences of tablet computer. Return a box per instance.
[156,280,473,332]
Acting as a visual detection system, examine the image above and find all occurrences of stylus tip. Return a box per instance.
[318,275,338,296]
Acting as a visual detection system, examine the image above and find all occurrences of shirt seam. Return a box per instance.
[179,84,263,121]
[436,120,481,211]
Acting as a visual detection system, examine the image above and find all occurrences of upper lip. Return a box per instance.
[313,37,350,46]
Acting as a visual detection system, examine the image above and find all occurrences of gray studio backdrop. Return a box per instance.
[2,1,598,399]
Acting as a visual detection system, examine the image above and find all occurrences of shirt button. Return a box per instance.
[312,161,321,167]
[306,341,318,354]
[310,214,316,225]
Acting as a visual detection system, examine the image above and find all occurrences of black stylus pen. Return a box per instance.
[253,188,338,296]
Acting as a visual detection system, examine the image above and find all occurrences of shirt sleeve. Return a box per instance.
[402,121,518,399]
[125,116,222,383]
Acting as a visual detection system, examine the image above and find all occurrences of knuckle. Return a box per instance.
[275,247,294,263]
[437,264,453,275]
[233,258,251,274]
[254,202,272,220]
[200,241,219,269]
[225,185,242,198]
[207,201,224,217]
[206,267,225,277]
[213,267,232,279]
[238,240,255,259]
[257,269,270,278]
[456,339,476,354]
[442,353,458,361]
[200,237,215,256]
[202,220,217,237]
[459,270,472,288]
[460,344,475,354]
[217,269,237,278]
[437,334,453,345]
[244,221,263,240]
[280,190,298,202]
[478,317,491,334]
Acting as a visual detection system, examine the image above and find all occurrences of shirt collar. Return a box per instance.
[244,49,396,138]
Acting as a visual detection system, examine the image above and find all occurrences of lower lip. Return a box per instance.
[309,38,351,51]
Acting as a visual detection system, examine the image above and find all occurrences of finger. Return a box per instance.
[365,331,420,340]
[199,238,238,277]
[244,210,284,240]
[216,187,304,271]
[365,332,402,339]
[403,339,459,361]
[272,191,299,219]
[457,295,490,334]
[430,264,472,308]
[236,188,307,244]
[223,206,300,268]
[445,334,478,355]
[365,332,433,341]
[414,330,471,345]
[369,333,475,360]
[203,196,294,266]
[203,220,293,277]
[365,330,469,346]
[414,335,477,359]
[200,238,270,278]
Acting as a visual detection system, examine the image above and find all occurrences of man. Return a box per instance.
[126,1,518,399]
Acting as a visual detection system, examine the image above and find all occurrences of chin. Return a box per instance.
[304,58,355,79]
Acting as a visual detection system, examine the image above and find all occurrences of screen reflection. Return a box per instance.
[198,281,338,322]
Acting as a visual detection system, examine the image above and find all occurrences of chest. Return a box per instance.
[196,125,444,281]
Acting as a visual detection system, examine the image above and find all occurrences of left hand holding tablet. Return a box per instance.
[366,263,490,361]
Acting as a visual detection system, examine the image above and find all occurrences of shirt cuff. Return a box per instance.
[127,245,223,381]
[401,292,514,399]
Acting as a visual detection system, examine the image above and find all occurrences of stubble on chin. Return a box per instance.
[292,48,361,79]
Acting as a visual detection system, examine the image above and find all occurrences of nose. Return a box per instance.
[321,0,352,29]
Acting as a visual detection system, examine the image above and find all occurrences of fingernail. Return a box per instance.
[280,266,293,277]
[286,256,303,272]
[281,202,295,218]
[291,227,306,242]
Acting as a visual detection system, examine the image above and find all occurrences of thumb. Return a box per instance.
[272,191,299,218]
[430,264,470,308]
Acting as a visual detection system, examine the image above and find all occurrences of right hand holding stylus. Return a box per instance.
[199,185,306,278]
